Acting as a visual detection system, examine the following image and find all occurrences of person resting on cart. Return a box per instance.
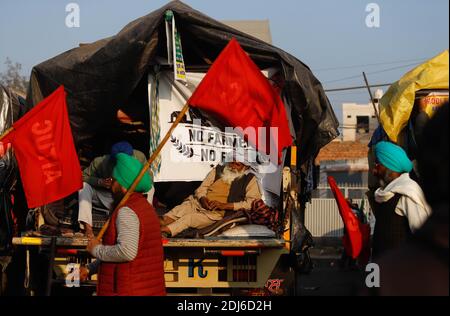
[159,153,262,237]
[78,141,147,238]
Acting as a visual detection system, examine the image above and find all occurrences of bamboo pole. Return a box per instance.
[96,102,190,240]
[0,126,15,141]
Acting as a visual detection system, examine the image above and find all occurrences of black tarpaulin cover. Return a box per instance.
[27,0,338,169]
[1,85,25,253]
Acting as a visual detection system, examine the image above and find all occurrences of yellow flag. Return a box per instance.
[379,50,449,143]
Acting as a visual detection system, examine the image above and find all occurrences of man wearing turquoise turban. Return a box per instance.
[371,141,431,258]
[84,153,166,296]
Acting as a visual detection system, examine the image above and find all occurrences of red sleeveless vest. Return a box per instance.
[97,193,166,296]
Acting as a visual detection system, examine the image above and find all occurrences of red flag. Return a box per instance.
[2,86,82,208]
[188,38,293,163]
[328,176,370,260]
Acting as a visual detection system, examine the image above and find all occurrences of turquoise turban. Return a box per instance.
[374,141,413,173]
[113,153,152,193]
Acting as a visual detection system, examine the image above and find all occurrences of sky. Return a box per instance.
[0,0,448,123]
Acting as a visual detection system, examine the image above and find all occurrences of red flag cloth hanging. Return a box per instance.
[2,86,82,208]
[327,176,364,259]
[188,38,293,163]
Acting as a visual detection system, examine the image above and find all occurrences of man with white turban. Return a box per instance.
[160,151,262,237]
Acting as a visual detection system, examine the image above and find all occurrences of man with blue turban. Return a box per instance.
[371,141,431,257]
[78,141,147,238]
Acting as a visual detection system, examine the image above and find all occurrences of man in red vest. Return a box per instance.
[81,153,166,296]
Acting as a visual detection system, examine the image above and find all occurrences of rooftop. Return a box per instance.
[316,141,369,164]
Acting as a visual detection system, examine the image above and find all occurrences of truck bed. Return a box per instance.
[12,234,290,294]
[12,236,286,249]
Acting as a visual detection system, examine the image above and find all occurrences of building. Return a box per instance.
[315,141,369,188]
[342,89,383,142]
[222,20,273,44]
[310,141,373,238]
[315,90,384,187]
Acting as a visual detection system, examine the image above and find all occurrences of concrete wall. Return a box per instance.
[342,103,378,142]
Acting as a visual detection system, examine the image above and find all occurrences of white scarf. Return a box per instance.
[375,173,432,231]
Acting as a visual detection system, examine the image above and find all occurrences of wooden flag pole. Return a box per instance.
[96,102,190,240]
[0,126,15,141]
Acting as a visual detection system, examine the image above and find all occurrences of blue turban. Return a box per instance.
[374,141,413,173]
[111,141,133,158]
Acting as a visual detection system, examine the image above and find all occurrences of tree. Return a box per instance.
[0,58,28,94]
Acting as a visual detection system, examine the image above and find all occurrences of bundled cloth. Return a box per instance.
[246,199,280,232]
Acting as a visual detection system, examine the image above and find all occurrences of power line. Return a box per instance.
[323,74,363,85]
[327,90,375,95]
[313,57,428,72]
[325,83,392,92]
[367,62,423,75]
[329,99,364,103]
[322,61,422,84]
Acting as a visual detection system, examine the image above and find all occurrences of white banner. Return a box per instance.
[150,71,285,197]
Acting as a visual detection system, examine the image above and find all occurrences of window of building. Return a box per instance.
[356,116,369,134]
[347,115,352,118]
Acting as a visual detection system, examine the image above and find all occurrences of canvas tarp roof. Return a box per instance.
[379,50,449,143]
[26,0,339,170]
[1,84,26,187]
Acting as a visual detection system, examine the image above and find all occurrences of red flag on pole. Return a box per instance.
[188,38,293,163]
[2,86,82,208]
[327,176,364,259]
